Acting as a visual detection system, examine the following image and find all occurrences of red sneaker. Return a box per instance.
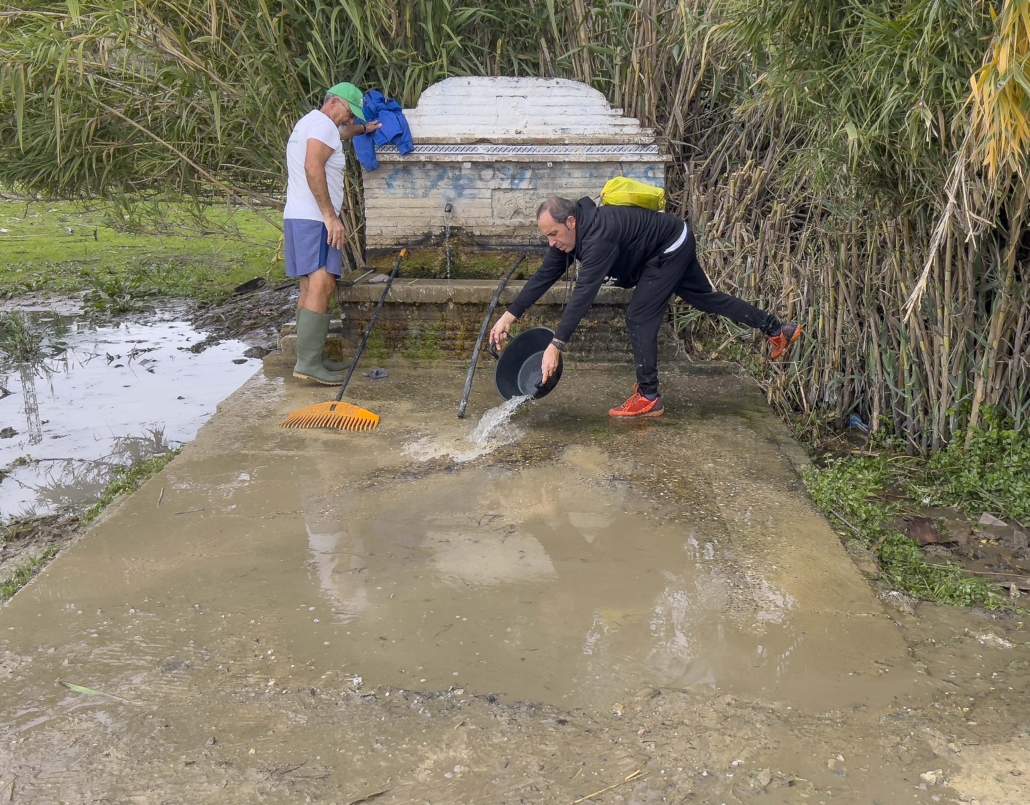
[609,390,664,418]
[768,323,803,361]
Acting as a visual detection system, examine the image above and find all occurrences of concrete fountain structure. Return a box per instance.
[362,76,667,250]
[320,76,673,361]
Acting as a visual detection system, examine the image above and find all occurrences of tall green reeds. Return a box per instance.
[1,0,1027,450]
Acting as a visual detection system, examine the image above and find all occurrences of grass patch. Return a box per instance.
[401,321,444,360]
[0,310,45,364]
[0,547,59,603]
[83,451,180,524]
[363,329,389,363]
[0,198,281,304]
[803,411,1029,611]
[910,409,1030,523]
[804,456,1006,609]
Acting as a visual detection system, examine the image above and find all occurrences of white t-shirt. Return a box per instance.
[283,110,346,221]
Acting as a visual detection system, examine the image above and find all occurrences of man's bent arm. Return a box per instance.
[553,241,619,343]
[507,248,572,318]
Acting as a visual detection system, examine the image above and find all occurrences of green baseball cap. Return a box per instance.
[326,82,365,121]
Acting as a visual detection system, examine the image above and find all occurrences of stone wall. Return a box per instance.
[364,158,665,249]
[287,279,681,362]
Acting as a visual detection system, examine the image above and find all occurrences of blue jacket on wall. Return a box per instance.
[354,90,414,171]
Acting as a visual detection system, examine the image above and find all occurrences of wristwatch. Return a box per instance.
[550,338,567,353]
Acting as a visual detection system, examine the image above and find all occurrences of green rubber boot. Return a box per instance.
[294,309,348,371]
[322,348,348,372]
[293,309,347,385]
[320,315,349,371]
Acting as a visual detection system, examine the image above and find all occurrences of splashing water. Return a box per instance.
[469,395,531,446]
[404,395,532,463]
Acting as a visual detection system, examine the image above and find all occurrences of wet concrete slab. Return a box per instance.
[0,357,948,800]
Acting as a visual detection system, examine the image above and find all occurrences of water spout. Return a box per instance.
[443,202,454,280]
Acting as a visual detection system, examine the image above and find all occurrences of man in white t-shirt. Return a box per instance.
[284,82,382,384]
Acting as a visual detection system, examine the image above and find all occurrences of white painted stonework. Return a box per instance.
[363,77,668,249]
[401,76,655,144]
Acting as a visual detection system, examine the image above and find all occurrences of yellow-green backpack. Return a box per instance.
[600,176,666,212]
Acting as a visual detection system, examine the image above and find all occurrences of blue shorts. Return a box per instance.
[283,218,343,278]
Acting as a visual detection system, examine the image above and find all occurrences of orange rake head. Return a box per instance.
[280,401,380,431]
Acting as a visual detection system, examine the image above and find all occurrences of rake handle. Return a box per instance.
[336,250,405,402]
[457,253,527,418]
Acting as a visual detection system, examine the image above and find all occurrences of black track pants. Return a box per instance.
[625,226,779,396]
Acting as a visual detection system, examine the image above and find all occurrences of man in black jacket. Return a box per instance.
[489,195,801,418]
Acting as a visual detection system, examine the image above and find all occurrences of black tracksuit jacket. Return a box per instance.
[507,197,684,343]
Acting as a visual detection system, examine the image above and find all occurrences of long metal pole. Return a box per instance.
[335,250,406,403]
[457,253,527,418]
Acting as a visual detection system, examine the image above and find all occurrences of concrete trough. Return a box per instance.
[285,278,682,362]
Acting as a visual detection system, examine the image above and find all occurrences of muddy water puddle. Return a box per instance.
[3,363,914,714]
[304,449,757,707]
[296,442,911,711]
[85,363,912,714]
[0,304,260,520]
[2,363,1029,802]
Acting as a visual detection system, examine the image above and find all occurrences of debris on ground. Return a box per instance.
[905,516,947,546]
[973,632,1015,650]
[191,281,297,353]
[978,513,1008,529]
